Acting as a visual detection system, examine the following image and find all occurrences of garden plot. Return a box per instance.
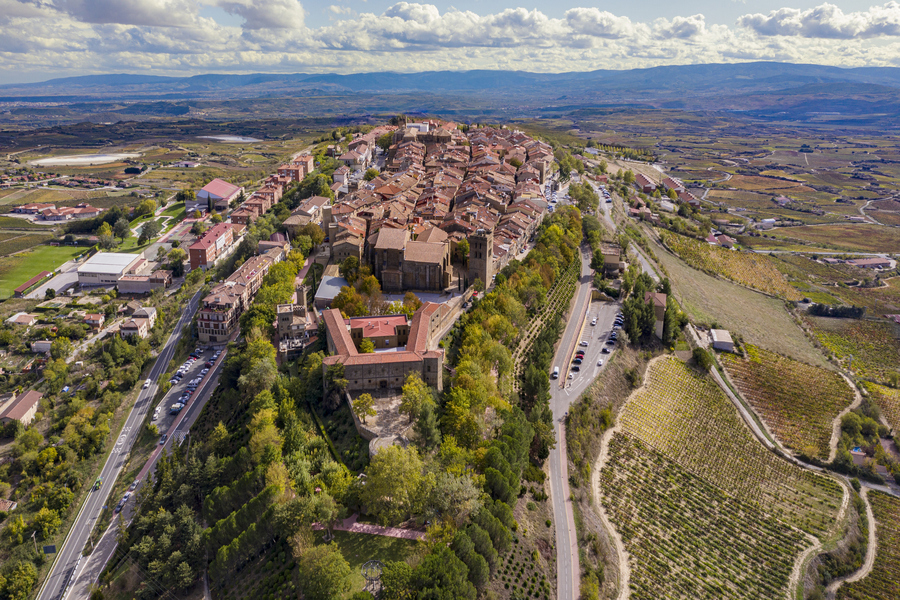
[721,345,856,460]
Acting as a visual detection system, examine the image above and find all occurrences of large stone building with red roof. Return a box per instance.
[322,302,445,392]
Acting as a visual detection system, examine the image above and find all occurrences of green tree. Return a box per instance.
[380,561,413,600]
[400,373,432,424]
[693,347,713,371]
[97,221,113,237]
[50,336,72,360]
[353,393,376,424]
[414,400,441,451]
[325,363,348,394]
[210,211,223,224]
[3,561,37,600]
[113,217,130,241]
[135,198,157,217]
[138,219,162,245]
[359,445,427,525]
[473,278,485,293]
[300,223,325,247]
[454,239,470,266]
[359,338,375,353]
[168,247,187,277]
[294,235,312,259]
[376,132,394,152]
[299,543,352,600]
[33,506,62,538]
[363,168,380,181]
[411,546,476,600]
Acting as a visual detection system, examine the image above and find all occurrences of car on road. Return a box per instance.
[201,368,209,375]
[93,477,102,491]
[579,341,589,347]
[159,434,168,445]
[567,373,574,380]
[606,339,616,345]
[598,359,604,366]
[129,479,140,492]
[143,379,152,389]
[551,366,560,379]
[571,365,580,372]
[591,318,597,326]
[573,358,582,365]
[170,403,184,415]
[602,347,611,353]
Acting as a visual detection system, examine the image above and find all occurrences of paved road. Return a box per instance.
[546,246,623,600]
[630,244,661,282]
[37,289,204,600]
[65,348,227,600]
[28,260,80,299]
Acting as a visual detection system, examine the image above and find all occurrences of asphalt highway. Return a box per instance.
[37,289,203,600]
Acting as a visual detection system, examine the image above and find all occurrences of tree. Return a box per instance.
[3,561,37,600]
[294,235,312,259]
[693,347,713,371]
[400,373,432,424]
[50,336,72,360]
[353,393,376,424]
[175,189,196,205]
[473,278,484,293]
[359,338,375,353]
[113,217,130,241]
[44,287,56,300]
[454,239,470,266]
[363,168,380,181]
[339,256,360,283]
[411,546,476,600]
[376,132,394,152]
[325,363,348,394]
[414,401,441,451]
[191,221,207,236]
[97,221,113,237]
[210,211,223,224]
[381,561,413,600]
[168,247,187,277]
[359,445,427,525]
[33,506,62,538]
[138,219,161,245]
[135,198,157,217]
[300,223,325,247]
[298,543,352,600]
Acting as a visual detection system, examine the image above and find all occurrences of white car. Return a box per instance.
[591,318,597,326]
[567,373,574,380]
[579,341,589,347]
[597,359,604,366]
[143,379,151,389]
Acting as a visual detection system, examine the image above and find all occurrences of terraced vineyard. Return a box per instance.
[836,492,900,600]
[600,434,810,600]
[862,383,900,435]
[721,346,855,460]
[617,358,843,535]
[660,231,803,301]
[806,317,900,383]
[598,358,843,600]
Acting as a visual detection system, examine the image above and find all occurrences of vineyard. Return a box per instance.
[836,492,900,600]
[617,358,843,536]
[807,317,900,383]
[862,383,900,436]
[721,346,855,460]
[599,433,810,600]
[660,231,803,301]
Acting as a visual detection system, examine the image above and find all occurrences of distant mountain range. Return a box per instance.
[4,62,900,99]
[4,62,900,126]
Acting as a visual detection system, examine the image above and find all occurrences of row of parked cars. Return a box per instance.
[155,347,223,424]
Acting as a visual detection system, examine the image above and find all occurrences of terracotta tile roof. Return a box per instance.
[348,315,408,338]
[404,241,446,264]
[323,309,356,356]
[200,178,241,199]
[0,390,42,421]
[374,227,409,251]
[417,226,448,244]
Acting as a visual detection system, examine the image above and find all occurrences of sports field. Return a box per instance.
[0,245,85,298]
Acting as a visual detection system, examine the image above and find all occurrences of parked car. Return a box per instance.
[597,359,604,366]
[571,365,580,372]
[579,341,589,347]
[143,379,151,389]
[573,358,582,365]
[129,480,140,492]
[602,347,611,353]
[159,434,168,445]
[591,318,597,326]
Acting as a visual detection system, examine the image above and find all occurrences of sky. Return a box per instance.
[1,1,900,83]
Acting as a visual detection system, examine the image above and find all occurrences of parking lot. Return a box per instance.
[555,301,621,384]
[151,346,224,443]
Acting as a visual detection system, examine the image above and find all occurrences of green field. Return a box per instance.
[0,245,85,298]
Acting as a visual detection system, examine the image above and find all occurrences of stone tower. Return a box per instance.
[468,229,493,289]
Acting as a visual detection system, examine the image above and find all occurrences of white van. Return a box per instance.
[551,367,560,379]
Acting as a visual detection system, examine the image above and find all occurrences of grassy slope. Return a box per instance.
[652,240,829,367]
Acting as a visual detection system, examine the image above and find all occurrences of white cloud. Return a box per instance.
[738,2,900,39]
[3,2,900,81]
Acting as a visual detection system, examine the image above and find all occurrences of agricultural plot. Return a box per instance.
[862,384,900,436]
[806,317,900,382]
[720,346,855,460]
[728,174,808,191]
[836,492,900,600]
[660,231,802,300]
[770,224,900,253]
[616,358,843,536]
[652,242,828,367]
[0,244,84,298]
[600,433,810,600]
